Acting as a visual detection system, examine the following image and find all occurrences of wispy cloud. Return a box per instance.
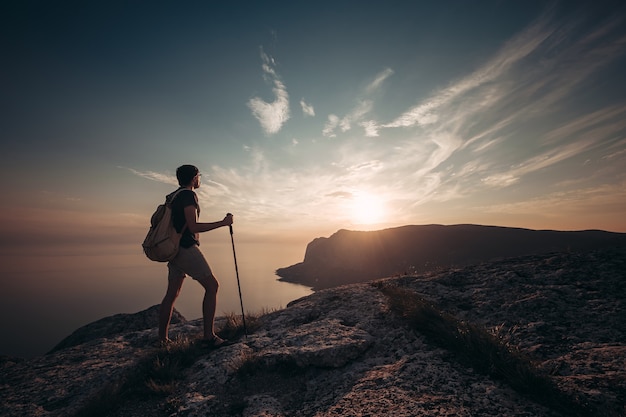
[541,105,626,146]
[374,8,626,198]
[300,99,315,117]
[323,114,340,138]
[124,167,178,186]
[326,190,353,199]
[478,181,626,229]
[383,13,554,130]
[360,120,380,137]
[247,49,290,135]
[366,68,394,93]
[323,100,373,137]
[130,8,626,232]
[481,137,597,188]
[339,100,373,132]
[322,68,393,138]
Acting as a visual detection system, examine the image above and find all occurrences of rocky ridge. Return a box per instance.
[277,225,626,289]
[1,247,624,416]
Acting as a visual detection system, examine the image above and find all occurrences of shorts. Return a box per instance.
[168,245,214,281]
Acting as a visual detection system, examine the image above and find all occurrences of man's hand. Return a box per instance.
[223,213,234,226]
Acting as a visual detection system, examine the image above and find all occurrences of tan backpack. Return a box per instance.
[142,189,187,262]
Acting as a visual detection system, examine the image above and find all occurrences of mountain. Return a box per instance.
[276,224,626,289]
[1,247,624,416]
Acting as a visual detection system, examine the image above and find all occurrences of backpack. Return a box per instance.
[142,189,187,262]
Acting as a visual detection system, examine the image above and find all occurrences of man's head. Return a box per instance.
[176,164,200,187]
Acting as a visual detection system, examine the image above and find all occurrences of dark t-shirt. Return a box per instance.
[168,188,200,248]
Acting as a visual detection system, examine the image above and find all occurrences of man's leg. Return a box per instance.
[196,275,220,340]
[175,246,221,341]
[159,273,185,342]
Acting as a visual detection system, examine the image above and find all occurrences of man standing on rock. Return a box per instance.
[158,164,233,347]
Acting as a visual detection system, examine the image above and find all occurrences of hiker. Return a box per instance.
[158,164,233,347]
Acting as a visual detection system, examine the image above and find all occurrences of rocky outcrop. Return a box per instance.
[276,224,626,289]
[48,305,186,353]
[1,247,624,416]
[386,247,626,416]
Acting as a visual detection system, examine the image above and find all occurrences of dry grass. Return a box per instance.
[71,286,613,417]
[72,312,258,417]
[375,282,601,417]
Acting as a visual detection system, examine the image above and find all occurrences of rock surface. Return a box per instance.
[48,305,187,353]
[1,247,624,417]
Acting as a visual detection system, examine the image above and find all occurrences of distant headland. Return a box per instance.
[276,224,626,290]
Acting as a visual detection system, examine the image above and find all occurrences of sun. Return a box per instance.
[350,192,386,225]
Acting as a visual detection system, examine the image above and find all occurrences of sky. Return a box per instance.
[2,0,626,246]
[1,1,626,355]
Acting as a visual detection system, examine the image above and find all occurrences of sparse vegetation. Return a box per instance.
[234,352,305,379]
[219,309,266,340]
[374,282,600,417]
[72,312,258,417]
[143,336,196,395]
[68,276,619,417]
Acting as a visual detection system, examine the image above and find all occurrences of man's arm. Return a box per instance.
[184,205,233,233]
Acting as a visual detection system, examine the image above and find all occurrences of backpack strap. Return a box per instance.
[167,188,189,233]
[166,188,186,205]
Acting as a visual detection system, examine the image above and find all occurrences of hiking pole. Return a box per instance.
[227,213,247,338]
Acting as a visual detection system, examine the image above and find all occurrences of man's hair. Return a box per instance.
[176,164,199,186]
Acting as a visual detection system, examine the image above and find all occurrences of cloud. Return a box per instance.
[384,101,439,128]
[423,134,463,175]
[478,182,626,228]
[323,100,373,137]
[366,68,394,93]
[247,49,290,135]
[127,8,626,233]
[342,100,373,132]
[347,160,383,173]
[603,146,626,161]
[323,114,340,138]
[372,7,626,202]
[317,9,623,225]
[123,168,177,186]
[360,120,380,137]
[321,68,393,138]
[541,105,626,146]
[383,12,555,130]
[481,138,597,188]
[326,191,353,199]
[300,99,315,117]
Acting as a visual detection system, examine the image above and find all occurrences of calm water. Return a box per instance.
[0,241,312,358]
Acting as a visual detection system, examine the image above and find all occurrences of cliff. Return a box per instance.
[1,247,624,416]
[276,224,626,289]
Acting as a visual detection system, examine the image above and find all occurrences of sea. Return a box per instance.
[0,240,313,358]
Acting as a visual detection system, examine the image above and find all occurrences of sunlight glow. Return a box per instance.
[350,192,386,225]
